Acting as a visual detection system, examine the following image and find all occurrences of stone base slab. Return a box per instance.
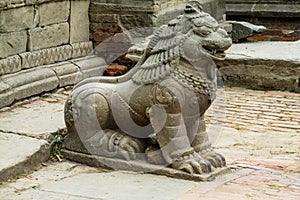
[62,149,231,182]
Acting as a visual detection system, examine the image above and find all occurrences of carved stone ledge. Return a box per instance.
[71,55,107,79]
[0,80,14,108]
[2,67,59,101]
[0,55,21,76]
[0,55,107,109]
[50,62,83,87]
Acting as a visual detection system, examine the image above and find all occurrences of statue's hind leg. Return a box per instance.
[64,84,147,160]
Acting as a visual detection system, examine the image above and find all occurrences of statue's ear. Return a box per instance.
[168,18,179,26]
[186,1,203,12]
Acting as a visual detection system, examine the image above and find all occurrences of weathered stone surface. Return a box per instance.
[0,102,65,139]
[0,6,37,32]
[229,21,266,42]
[0,55,21,75]
[20,45,73,69]
[0,80,14,108]
[51,62,82,87]
[0,133,49,182]
[2,67,59,101]
[72,56,107,79]
[39,0,70,26]
[28,22,69,51]
[0,31,27,58]
[70,0,89,43]
[71,42,93,59]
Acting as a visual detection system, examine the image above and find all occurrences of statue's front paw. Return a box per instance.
[114,135,147,160]
[203,151,226,168]
[171,153,211,174]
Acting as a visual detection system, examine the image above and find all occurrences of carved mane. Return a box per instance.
[131,1,206,84]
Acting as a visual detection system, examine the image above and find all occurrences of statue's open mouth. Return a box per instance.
[202,46,226,60]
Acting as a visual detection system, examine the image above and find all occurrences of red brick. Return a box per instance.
[93,32,114,42]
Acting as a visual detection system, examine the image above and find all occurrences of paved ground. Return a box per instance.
[0,86,299,199]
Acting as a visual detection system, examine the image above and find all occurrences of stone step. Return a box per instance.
[216,40,300,93]
[0,133,49,182]
[0,97,68,182]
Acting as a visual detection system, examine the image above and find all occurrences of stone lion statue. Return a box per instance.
[64,1,232,175]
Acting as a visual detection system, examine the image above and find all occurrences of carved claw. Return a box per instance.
[115,134,147,160]
[193,152,212,173]
[204,151,226,168]
[171,153,211,174]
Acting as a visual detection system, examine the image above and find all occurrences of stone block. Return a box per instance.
[71,42,93,59]
[28,23,69,51]
[0,31,27,58]
[229,21,266,42]
[51,62,83,87]
[0,55,21,75]
[70,0,90,43]
[2,67,59,100]
[39,0,70,26]
[0,6,37,32]
[72,56,107,79]
[0,80,14,108]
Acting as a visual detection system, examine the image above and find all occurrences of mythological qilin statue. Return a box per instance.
[64,1,232,176]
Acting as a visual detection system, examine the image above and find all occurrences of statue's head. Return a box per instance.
[168,1,232,60]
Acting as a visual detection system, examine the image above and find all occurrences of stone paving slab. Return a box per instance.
[42,171,197,200]
[0,160,298,200]
[0,133,49,182]
[0,102,65,140]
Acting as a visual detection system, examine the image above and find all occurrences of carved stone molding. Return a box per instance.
[71,42,93,59]
[0,55,21,76]
[19,42,93,70]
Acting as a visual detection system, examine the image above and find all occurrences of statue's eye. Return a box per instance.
[194,27,212,36]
